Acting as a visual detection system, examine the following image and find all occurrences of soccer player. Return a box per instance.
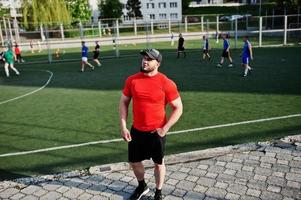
[80,41,95,72]
[3,46,20,77]
[14,43,24,63]
[217,34,233,67]
[93,41,101,67]
[177,33,186,58]
[202,35,211,62]
[241,36,253,77]
[119,49,183,200]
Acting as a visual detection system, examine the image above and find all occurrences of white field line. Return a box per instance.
[1,113,300,158]
[0,70,53,105]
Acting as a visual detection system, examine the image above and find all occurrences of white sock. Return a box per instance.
[4,65,9,77]
[244,67,248,75]
[11,66,20,75]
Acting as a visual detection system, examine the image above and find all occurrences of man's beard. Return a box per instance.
[140,65,155,73]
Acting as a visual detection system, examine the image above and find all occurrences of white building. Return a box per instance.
[120,0,182,23]
[0,0,22,17]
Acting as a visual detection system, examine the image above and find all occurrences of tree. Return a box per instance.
[126,0,142,18]
[0,3,10,16]
[98,0,123,19]
[22,0,71,29]
[65,0,92,24]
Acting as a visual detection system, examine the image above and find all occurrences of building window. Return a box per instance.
[170,13,178,19]
[150,14,155,20]
[170,2,177,8]
[159,13,167,19]
[147,3,155,8]
[158,2,166,8]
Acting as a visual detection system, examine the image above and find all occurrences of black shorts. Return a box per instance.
[222,50,230,58]
[178,46,185,51]
[128,126,166,165]
[203,49,209,54]
[93,52,99,59]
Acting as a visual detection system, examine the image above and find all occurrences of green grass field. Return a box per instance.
[0,44,301,180]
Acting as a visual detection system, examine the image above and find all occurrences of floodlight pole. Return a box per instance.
[45,25,52,64]
[284,15,287,45]
[259,17,262,47]
[98,20,102,38]
[184,16,188,32]
[134,17,137,36]
[60,24,64,40]
[3,17,8,41]
[151,20,154,35]
[0,23,3,45]
[201,16,204,32]
[234,18,238,49]
[115,19,120,58]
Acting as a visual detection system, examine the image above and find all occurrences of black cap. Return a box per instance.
[140,49,162,62]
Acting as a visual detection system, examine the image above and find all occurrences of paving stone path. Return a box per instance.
[1,137,301,200]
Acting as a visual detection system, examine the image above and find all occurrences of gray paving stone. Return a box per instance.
[185,175,199,183]
[235,171,254,180]
[62,187,84,199]
[246,188,261,197]
[163,195,183,200]
[183,191,205,200]
[205,187,227,199]
[9,193,25,200]
[197,177,216,187]
[171,188,186,197]
[0,188,19,199]
[205,172,218,179]
[189,168,207,176]
[193,185,208,193]
[20,185,41,195]
[77,192,93,200]
[267,176,286,187]
[247,179,268,190]
[225,162,243,170]
[225,192,240,200]
[273,164,291,173]
[215,161,227,167]
[40,191,62,200]
[216,173,236,184]
[290,167,301,174]
[197,164,209,170]
[267,185,282,193]
[215,181,228,189]
[166,178,179,186]
[108,180,128,192]
[207,165,225,174]
[223,169,236,176]
[21,195,38,200]
[289,160,301,169]
[261,191,283,200]
[33,188,48,197]
[285,172,301,182]
[287,181,301,189]
[227,183,247,195]
[176,180,196,191]
[254,174,267,181]
[169,172,188,180]
[254,167,272,176]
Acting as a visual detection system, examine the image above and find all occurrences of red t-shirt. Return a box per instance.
[123,72,180,132]
[14,47,21,55]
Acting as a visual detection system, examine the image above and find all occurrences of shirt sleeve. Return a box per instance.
[122,77,132,97]
[164,79,180,103]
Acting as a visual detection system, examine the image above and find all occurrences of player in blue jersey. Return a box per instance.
[81,41,95,72]
[217,34,233,67]
[241,36,253,77]
[201,35,211,61]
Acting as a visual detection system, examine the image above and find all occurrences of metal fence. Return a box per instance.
[0,14,300,63]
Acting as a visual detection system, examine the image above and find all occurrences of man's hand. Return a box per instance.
[121,128,132,142]
[153,127,169,137]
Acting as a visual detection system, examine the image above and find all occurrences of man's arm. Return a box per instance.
[119,94,132,142]
[249,44,253,60]
[156,97,183,137]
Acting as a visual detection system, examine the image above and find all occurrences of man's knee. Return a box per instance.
[130,162,143,168]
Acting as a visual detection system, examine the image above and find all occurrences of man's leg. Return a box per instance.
[85,61,95,69]
[129,162,149,200]
[130,162,145,181]
[10,64,20,75]
[4,63,10,77]
[154,161,166,190]
[81,62,85,72]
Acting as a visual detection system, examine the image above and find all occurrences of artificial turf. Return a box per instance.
[0,44,300,180]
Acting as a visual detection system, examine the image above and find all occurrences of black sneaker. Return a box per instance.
[128,185,149,200]
[154,192,163,200]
